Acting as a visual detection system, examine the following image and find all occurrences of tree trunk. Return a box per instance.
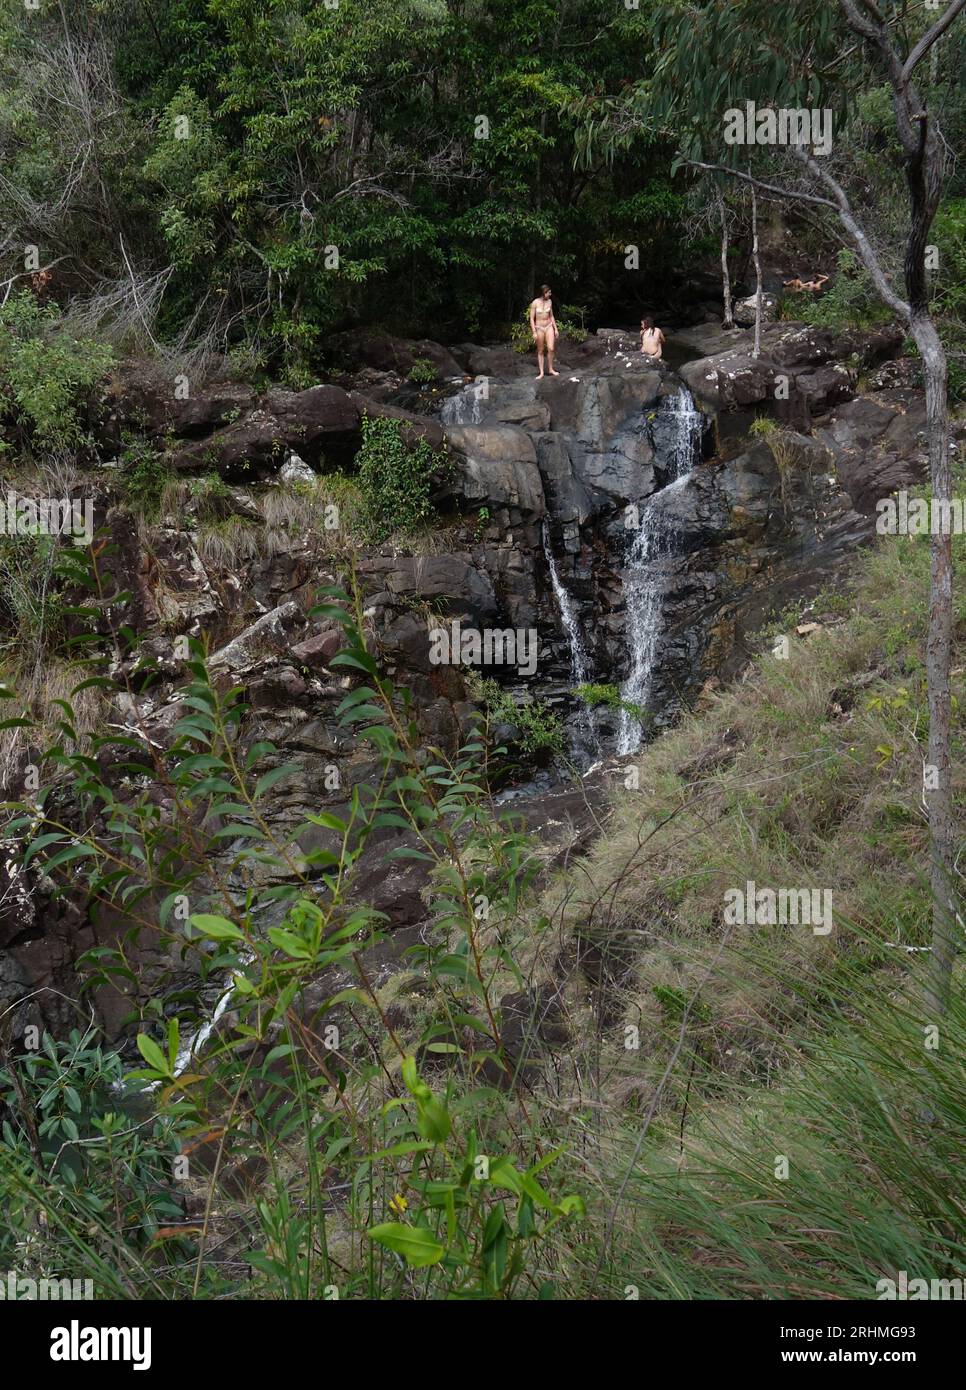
[718,188,733,327]
[911,311,958,1017]
[750,180,762,358]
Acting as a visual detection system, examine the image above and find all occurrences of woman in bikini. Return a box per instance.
[529,285,559,379]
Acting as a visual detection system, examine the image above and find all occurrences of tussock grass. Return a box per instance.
[512,532,965,1297]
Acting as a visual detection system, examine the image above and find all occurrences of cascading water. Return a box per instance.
[440,378,487,426]
[616,386,704,755]
[541,521,600,764]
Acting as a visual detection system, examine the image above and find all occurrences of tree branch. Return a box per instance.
[902,0,966,83]
[791,147,912,319]
[683,159,837,209]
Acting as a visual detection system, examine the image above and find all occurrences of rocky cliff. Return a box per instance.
[0,318,946,1042]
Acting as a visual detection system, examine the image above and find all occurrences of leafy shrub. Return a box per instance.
[0,574,583,1297]
[118,435,173,517]
[573,681,646,727]
[355,414,449,541]
[0,292,114,448]
[792,249,892,332]
[0,1028,182,1242]
[0,530,72,650]
[468,674,564,755]
[407,357,438,385]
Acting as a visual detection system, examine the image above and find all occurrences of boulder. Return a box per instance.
[104,367,257,440]
[208,601,306,676]
[679,321,903,413]
[348,394,447,450]
[171,386,361,477]
[263,384,360,452]
[732,291,779,326]
[171,413,288,479]
[359,554,499,625]
[279,451,316,485]
[533,432,595,526]
[442,424,546,520]
[332,332,464,380]
[815,389,930,513]
[290,628,343,671]
[575,371,664,446]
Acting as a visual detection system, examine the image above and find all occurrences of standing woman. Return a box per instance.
[529,285,559,379]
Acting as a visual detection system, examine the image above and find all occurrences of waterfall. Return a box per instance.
[616,387,704,755]
[541,521,599,761]
[440,378,487,426]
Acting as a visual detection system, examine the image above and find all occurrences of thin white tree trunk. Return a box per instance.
[750,179,762,357]
[718,188,733,327]
[911,312,958,1016]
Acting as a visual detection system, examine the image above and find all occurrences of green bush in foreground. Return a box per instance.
[0,560,581,1298]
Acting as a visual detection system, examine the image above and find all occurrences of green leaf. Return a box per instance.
[136,1033,169,1075]
[189,913,244,941]
[330,651,377,675]
[44,843,96,873]
[305,811,348,833]
[367,1223,445,1268]
[267,927,312,959]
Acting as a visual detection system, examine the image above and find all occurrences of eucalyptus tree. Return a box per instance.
[588,0,963,1011]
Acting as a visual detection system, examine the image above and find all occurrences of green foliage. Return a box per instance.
[930,197,966,404]
[0,566,582,1297]
[468,674,564,755]
[0,1027,181,1243]
[794,250,892,333]
[407,357,438,385]
[0,293,113,449]
[118,435,173,517]
[0,529,77,652]
[355,414,448,540]
[187,470,233,516]
[0,0,685,365]
[573,681,646,727]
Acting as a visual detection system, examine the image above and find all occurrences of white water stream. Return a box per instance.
[616,387,704,754]
[541,521,599,762]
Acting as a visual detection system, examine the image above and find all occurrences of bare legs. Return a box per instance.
[535,328,559,378]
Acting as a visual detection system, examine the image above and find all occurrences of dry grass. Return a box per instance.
[497,534,965,1167]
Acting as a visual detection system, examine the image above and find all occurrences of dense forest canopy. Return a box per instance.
[2,0,689,359]
[3,1,961,380]
[3,0,959,378]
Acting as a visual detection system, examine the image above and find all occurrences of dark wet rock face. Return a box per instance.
[5,319,946,1041]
